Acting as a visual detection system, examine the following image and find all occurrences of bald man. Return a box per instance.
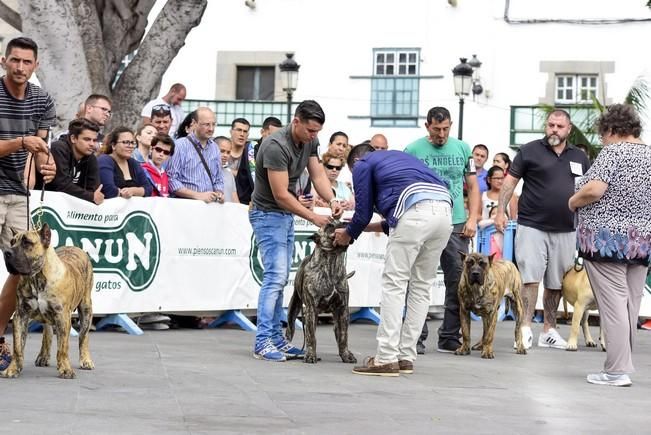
[370,134,388,151]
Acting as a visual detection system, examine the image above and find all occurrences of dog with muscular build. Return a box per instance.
[1,224,94,379]
[562,264,605,351]
[286,220,356,364]
[456,252,527,359]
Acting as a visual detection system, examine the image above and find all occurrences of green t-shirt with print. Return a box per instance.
[404,136,473,224]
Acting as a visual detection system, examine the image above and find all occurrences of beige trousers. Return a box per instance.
[584,260,647,374]
[375,200,452,364]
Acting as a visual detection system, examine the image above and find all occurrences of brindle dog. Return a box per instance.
[1,224,94,379]
[456,252,527,359]
[286,221,356,364]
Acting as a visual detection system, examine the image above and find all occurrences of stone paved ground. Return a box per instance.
[1,319,650,434]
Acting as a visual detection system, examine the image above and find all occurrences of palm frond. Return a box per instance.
[624,76,650,114]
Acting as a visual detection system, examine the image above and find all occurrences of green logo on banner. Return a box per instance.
[249,230,316,286]
[31,207,161,291]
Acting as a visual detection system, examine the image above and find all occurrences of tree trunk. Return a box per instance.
[0,1,21,31]
[19,1,93,131]
[110,0,207,129]
[11,0,205,133]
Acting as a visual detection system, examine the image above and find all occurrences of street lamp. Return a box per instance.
[468,54,484,100]
[452,57,473,140]
[279,52,300,124]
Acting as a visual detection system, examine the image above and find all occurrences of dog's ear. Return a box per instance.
[10,227,18,237]
[309,232,321,245]
[39,223,52,248]
[458,250,467,262]
[488,253,496,264]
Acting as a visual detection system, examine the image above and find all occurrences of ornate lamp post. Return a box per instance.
[452,57,473,140]
[279,53,300,124]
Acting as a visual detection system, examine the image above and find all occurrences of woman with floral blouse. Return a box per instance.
[569,104,651,387]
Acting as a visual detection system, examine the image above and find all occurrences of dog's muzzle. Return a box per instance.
[468,270,483,284]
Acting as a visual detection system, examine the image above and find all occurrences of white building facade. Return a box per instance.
[153,0,651,157]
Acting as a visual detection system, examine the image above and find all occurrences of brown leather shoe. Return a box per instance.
[352,356,399,377]
[398,360,413,374]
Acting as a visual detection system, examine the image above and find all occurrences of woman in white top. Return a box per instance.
[481,165,518,220]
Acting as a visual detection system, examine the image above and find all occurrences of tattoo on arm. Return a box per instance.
[497,177,517,213]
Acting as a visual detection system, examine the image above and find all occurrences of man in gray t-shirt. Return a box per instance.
[249,100,342,362]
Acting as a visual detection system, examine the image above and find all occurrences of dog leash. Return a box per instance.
[25,131,51,231]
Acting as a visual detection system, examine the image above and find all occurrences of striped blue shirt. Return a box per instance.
[167,133,223,194]
[0,77,56,195]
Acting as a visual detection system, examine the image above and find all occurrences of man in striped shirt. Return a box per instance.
[334,144,452,376]
[166,107,224,203]
[0,37,57,371]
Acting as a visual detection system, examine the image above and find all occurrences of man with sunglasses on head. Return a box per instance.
[0,37,57,371]
[150,104,173,136]
[141,83,186,137]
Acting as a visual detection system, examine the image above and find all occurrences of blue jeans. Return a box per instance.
[249,209,294,349]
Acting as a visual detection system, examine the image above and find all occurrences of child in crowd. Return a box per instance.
[478,205,504,260]
[141,134,174,197]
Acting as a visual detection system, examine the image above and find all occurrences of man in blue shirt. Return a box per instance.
[167,107,224,203]
[334,144,452,376]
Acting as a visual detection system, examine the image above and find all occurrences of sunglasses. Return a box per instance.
[151,104,171,114]
[324,164,343,171]
[153,146,171,156]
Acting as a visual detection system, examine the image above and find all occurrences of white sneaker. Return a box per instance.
[587,372,632,387]
[514,326,533,350]
[537,328,568,349]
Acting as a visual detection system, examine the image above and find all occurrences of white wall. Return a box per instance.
[151,0,651,157]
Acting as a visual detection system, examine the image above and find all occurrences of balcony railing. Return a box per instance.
[182,99,299,133]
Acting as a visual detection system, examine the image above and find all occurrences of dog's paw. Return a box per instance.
[480,350,495,359]
[34,355,50,367]
[340,351,357,364]
[58,368,76,379]
[0,365,21,378]
[303,353,318,364]
[585,340,597,348]
[454,346,470,356]
[79,359,95,370]
[515,347,527,355]
[565,342,578,351]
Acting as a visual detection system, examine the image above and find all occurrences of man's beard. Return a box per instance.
[547,134,564,147]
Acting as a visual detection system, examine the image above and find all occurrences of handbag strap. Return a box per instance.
[188,135,214,187]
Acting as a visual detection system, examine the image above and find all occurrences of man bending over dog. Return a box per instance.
[334,144,452,376]
[249,100,343,362]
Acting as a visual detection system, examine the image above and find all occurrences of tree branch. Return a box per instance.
[110,0,207,128]
[0,1,22,31]
[70,0,109,94]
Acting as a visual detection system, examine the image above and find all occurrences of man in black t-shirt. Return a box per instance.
[495,109,590,351]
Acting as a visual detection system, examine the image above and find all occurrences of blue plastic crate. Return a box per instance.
[477,221,517,262]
